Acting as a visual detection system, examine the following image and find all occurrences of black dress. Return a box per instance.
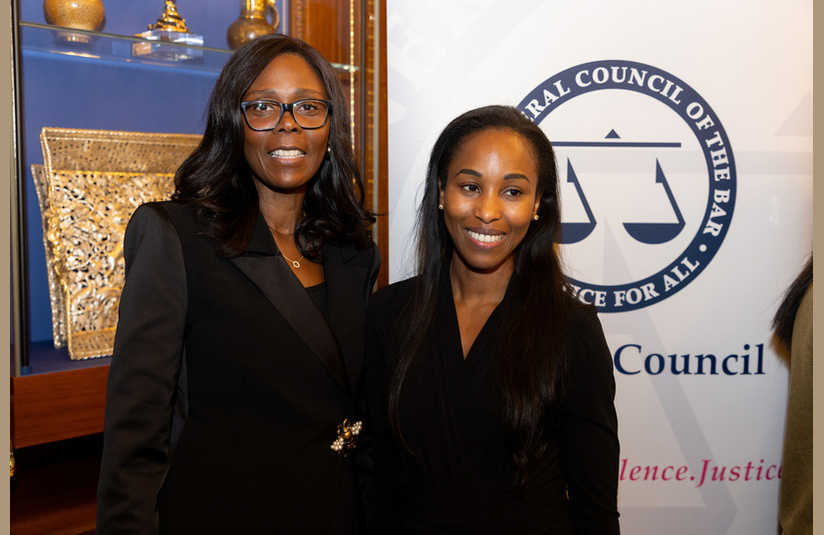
[365,276,620,534]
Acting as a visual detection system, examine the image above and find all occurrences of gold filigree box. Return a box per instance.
[32,128,201,360]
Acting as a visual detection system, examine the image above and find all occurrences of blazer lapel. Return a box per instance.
[229,215,351,394]
[323,243,369,388]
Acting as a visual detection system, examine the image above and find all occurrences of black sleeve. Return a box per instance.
[363,285,406,534]
[353,242,382,526]
[96,203,188,534]
[560,306,621,534]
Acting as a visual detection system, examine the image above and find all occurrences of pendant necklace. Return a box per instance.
[281,251,304,269]
[267,225,304,269]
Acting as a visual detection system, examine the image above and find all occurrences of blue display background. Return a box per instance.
[20,1,283,49]
[17,1,287,350]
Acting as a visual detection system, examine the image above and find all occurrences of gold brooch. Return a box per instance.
[331,419,362,456]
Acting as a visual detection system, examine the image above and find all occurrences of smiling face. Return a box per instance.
[242,53,331,198]
[439,128,542,276]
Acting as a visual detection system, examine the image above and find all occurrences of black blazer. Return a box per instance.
[97,201,380,534]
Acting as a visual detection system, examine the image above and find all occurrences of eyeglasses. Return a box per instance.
[240,99,332,131]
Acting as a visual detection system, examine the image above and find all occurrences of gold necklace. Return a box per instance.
[281,251,304,269]
[267,225,303,268]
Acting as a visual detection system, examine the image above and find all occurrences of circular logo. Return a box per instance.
[518,60,736,312]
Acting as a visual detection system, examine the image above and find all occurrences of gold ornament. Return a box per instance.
[43,0,105,43]
[227,0,281,50]
[330,419,362,456]
[33,128,202,359]
[148,0,190,33]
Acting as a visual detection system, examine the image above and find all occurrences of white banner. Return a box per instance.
[386,1,813,533]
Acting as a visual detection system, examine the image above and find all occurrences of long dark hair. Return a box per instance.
[772,255,812,350]
[387,105,577,482]
[172,34,374,258]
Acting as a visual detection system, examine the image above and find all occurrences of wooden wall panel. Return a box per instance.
[11,366,109,448]
[290,0,387,286]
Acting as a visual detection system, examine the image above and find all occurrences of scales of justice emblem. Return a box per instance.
[559,141,685,247]
[518,60,736,313]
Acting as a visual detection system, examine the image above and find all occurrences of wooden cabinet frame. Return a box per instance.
[9,0,388,448]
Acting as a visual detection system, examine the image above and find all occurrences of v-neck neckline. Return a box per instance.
[444,275,506,363]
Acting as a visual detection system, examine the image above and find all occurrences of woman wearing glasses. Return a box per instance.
[97,35,379,534]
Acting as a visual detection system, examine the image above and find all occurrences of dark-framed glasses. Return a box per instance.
[240,99,332,131]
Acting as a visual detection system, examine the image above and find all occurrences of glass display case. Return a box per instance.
[10,0,384,448]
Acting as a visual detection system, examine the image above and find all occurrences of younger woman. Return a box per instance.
[366,105,620,533]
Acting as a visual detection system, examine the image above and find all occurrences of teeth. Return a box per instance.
[269,149,305,158]
[467,230,504,243]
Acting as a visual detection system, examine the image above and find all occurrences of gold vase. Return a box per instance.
[226,0,280,50]
[43,0,105,42]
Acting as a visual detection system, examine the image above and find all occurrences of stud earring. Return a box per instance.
[438,203,444,210]
[326,146,331,155]
[533,214,539,221]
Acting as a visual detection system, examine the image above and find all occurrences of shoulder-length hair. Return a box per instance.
[172,34,373,258]
[386,105,577,483]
